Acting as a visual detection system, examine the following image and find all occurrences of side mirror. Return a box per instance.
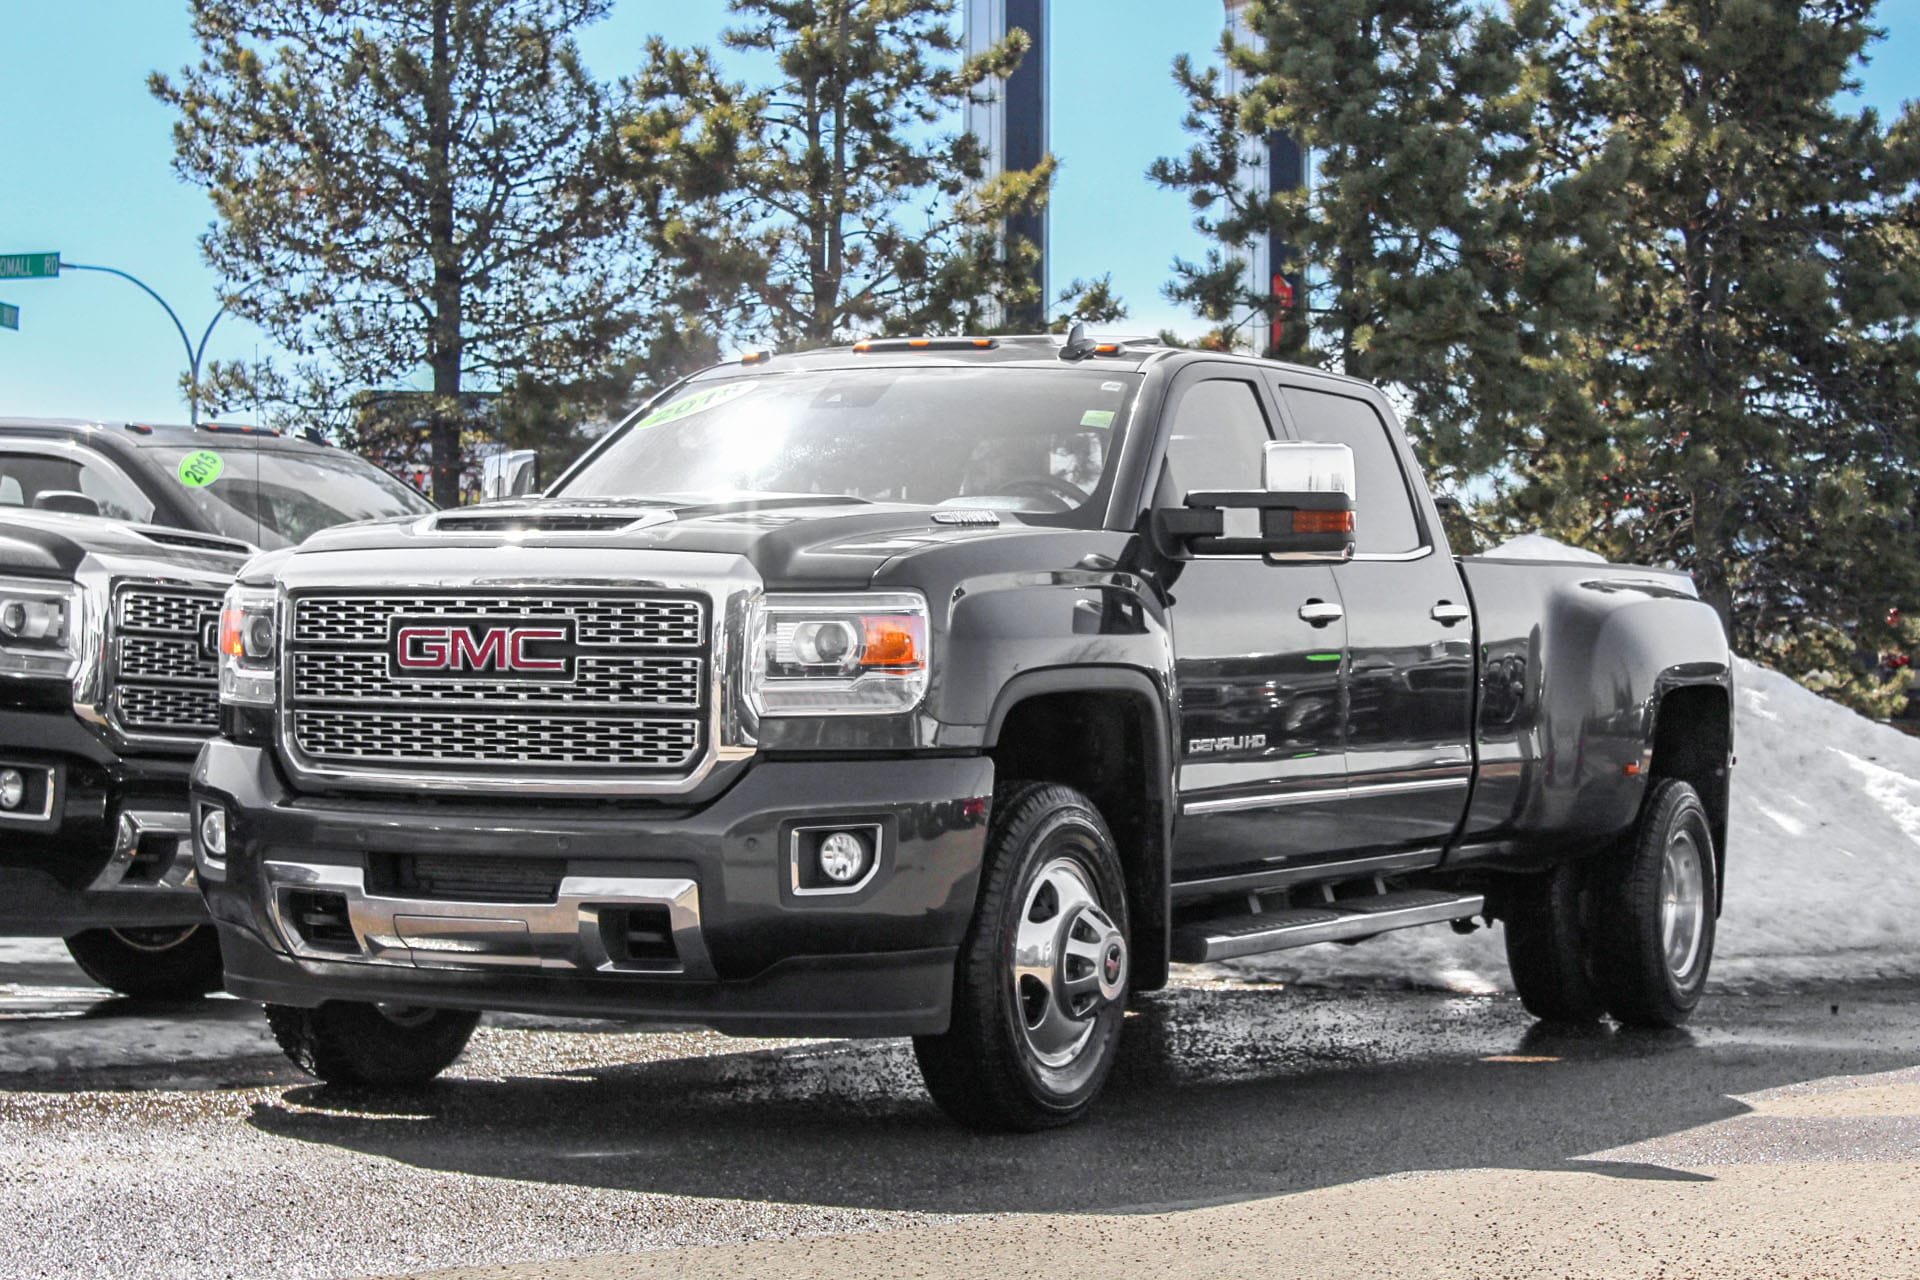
[32,490,102,518]
[1154,441,1356,562]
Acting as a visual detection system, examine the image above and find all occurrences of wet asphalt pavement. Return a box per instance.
[1,936,1917,1279]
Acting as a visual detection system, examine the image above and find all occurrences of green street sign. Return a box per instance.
[0,303,16,331]
[0,252,59,280]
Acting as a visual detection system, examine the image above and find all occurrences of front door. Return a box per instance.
[1160,369,1351,881]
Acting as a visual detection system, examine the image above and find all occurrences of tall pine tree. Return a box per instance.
[1509,0,1920,672]
[154,0,649,505]
[621,0,1101,349]
[1150,0,1597,479]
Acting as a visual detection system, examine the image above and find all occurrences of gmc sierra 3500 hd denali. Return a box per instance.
[193,334,1734,1129]
[0,419,434,997]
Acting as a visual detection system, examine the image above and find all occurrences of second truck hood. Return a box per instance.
[0,509,253,581]
[273,497,1061,589]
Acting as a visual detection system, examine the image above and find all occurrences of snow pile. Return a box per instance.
[1227,536,1920,992]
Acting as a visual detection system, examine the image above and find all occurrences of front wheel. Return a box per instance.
[913,782,1131,1132]
[1590,779,1718,1028]
[64,924,224,1000]
[265,1001,480,1086]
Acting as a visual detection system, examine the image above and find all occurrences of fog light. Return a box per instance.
[199,806,228,858]
[817,830,869,883]
[0,769,22,811]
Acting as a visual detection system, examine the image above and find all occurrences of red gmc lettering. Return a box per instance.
[394,625,567,672]
[508,627,567,671]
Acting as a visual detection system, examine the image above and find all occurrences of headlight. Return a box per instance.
[217,584,278,707]
[748,592,930,716]
[0,576,84,679]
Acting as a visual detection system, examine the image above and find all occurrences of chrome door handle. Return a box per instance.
[1430,601,1470,625]
[1298,600,1344,627]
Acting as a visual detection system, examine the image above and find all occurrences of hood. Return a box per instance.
[0,509,254,581]
[278,494,1069,590]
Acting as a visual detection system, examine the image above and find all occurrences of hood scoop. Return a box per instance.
[130,524,257,556]
[425,506,676,535]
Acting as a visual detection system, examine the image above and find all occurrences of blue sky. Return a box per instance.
[1,0,1915,423]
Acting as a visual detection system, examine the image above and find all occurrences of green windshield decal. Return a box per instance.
[1080,409,1115,429]
[176,449,225,488]
[634,381,757,430]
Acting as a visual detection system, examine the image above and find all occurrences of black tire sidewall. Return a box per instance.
[64,924,223,1000]
[988,800,1130,1111]
[1595,779,1718,1026]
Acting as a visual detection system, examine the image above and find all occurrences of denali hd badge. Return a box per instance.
[387,617,576,681]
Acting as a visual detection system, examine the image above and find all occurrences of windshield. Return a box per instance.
[141,442,435,549]
[556,367,1139,521]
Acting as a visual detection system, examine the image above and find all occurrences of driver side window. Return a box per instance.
[1162,378,1272,494]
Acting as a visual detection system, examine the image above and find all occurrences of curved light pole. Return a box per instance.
[60,263,255,427]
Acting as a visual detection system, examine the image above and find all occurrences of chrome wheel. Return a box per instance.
[1010,856,1127,1069]
[1660,828,1707,984]
[107,924,201,953]
[373,1003,439,1029]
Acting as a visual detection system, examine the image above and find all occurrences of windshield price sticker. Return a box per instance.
[177,450,225,488]
[1080,409,1116,429]
[634,380,757,430]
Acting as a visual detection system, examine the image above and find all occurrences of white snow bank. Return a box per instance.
[1477,533,1608,564]
[1225,536,1920,992]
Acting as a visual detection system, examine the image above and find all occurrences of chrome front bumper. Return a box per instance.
[88,809,197,893]
[260,859,715,979]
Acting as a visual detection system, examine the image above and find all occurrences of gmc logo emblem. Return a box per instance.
[387,617,576,681]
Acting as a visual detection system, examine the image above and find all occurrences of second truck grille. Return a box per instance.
[112,584,223,739]
[283,590,711,781]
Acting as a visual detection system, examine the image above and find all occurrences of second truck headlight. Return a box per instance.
[217,584,279,707]
[748,592,930,716]
[0,576,86,680]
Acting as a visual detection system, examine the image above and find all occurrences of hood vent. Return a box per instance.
[130,524,256,557]
[427,506,675,535]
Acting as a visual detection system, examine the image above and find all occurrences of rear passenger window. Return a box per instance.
[1281,388,1423,554]
[1162,379,1272,495]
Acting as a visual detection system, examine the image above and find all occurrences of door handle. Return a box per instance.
[1298,600,1344,627]
[1431,601,1470,625]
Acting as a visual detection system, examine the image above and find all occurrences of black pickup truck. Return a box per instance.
[192,336,1734,1128]
[0,419,434,997]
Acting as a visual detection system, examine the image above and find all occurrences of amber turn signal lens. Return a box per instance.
[1292,509,1356,536]
[218,607,247,658]
[861,615,926,669]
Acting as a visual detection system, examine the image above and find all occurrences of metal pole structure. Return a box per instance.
[1224,0,1308,355]
[59,263,252,428]
[965,0,1049,330]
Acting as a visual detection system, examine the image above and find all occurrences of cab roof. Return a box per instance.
[683,333,1379,393]
[0,416,332,450]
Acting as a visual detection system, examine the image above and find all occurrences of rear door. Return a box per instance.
[1275,381,1475,855]
[1160,367,1351,881]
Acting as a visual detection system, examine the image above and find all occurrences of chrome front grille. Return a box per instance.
[292,594,704,649]
[292,650,702,708]
[283,590,712,782]
[292,709,702,767]
[111,584,222,739]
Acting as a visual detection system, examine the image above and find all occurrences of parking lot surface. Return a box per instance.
[1,939,1916,1279]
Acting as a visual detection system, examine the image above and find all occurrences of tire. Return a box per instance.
[1589,779,1718,1028]
[913,781,1131,1132]
[265,1001,480,1086]
[1502,860,1606,1024]
[64,924,224,1000]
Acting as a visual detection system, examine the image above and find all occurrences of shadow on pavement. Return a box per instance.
[243,982,1920,1215]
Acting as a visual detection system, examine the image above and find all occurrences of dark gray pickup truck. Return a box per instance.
[192,335,1734,1129]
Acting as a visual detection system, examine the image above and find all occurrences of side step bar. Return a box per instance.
[1171,888,1485,964]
